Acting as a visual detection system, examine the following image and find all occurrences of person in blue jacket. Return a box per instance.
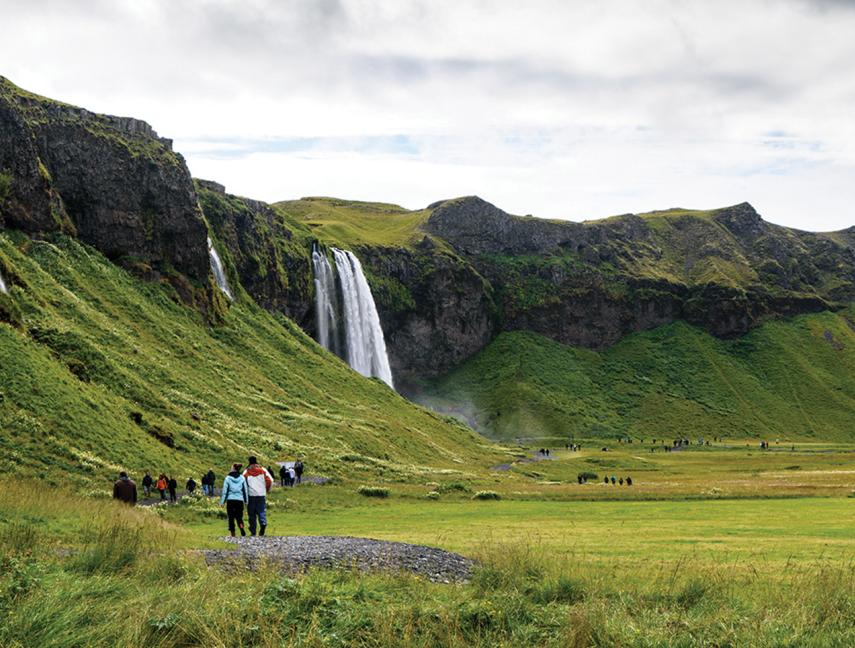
[220,463,248,537]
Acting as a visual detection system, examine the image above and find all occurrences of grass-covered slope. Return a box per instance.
[275,197,431,248]
[421,312,855,442]
[0,230,504,484]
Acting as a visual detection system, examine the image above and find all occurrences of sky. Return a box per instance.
[2,0,855,230]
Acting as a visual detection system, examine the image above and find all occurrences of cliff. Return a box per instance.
[0,77,210,294]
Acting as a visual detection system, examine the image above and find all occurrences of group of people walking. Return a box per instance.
[604,475,632,486]
[112,457,305,537]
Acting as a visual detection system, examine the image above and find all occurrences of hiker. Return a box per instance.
[142,471,152,497]
[288,465,297,486]
[604,476,609,484]
[220,463,248,537]
[626,476,633,486]
[294,459,304,485]
[112,471,137,505]
[205,469,216,496]
[611,476,616,485]
[243,456,273,536]
[167,476,178,503]
[279,464,288,487]
[186,477,197,494]
[619,477,624,485]
[156,474,167,500]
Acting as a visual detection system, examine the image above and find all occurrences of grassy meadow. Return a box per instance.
[2,439,853,647]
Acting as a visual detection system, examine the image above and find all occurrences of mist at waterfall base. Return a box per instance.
[0,270,7,294]
[312,247,395,389]
[207,237,233,300]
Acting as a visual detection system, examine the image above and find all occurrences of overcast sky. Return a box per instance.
[2,0,855,230]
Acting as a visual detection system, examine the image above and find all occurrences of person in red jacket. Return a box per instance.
[242,456,273,536]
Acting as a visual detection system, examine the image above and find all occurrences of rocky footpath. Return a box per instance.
[204,535,474,583]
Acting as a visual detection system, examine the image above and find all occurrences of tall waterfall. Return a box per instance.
[0,269,7,294]
[313,246,394,388]
[207,237,233,300]
[312,245,340,357]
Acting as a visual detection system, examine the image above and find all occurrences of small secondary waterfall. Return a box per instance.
[207,237,233,300]
[313,246,394,388]
[0,269,7,294]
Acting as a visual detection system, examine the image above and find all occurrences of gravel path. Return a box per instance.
[203,535,474,583]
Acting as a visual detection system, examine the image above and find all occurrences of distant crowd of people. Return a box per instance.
[604,475,632,486]
[112,457,306,537]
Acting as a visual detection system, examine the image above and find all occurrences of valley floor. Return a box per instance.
[2,442,850,647]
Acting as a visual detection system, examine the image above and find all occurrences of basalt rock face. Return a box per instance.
[424,196,854,350]
[198,182,313,325]
[0,77,209,281]
[357,243,497,385]
[0,89,72,234]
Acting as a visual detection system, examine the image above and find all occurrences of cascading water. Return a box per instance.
[0,269,7,294]
[312,245,341,357]
[207,236,233,300]
[313,246,394,388]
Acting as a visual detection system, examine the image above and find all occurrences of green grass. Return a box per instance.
[0,230,506,486]
[421,313,855,442]
[2,479,852,647]
[275,197,431,248]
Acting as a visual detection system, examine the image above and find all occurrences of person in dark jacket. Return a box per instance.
[113,472,137,505]
[294,459,304,485]
[220,463,248,537]
[142,472,153,497]
[186,477,197,494]
[167,476,178,503]
[279,464,288,487]
[205,469,216,496]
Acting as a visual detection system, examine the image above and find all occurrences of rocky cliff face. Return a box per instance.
[357,242,497,386]
[0,77,209,283]
[424,196,852,350]
[197,182,313,325]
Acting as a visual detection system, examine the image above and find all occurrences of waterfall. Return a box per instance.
[312,246,394,389]
[207,236,233,300]
[0,270,7,294]
[312,245,340,357]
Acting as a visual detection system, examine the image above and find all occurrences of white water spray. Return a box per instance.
[207,236,233,300]
[0,270,7,294]
[313,246,394,388]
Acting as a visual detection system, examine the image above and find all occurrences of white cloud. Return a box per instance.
[2,0,854,229]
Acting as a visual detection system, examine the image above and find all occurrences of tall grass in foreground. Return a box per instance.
[2,487,852,648]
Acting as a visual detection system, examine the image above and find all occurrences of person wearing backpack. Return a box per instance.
[242,456,273,536]
[220,463,248,537]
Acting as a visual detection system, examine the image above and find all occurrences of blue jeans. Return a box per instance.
[247,496,267,535]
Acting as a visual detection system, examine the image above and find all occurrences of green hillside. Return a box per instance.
[420,312,855,442]
[0,230,504,484]
[276,197,431,248]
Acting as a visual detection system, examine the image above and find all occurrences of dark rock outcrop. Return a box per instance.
[0,77,209,282]
[198,182,313,324]
[358,245,497,384]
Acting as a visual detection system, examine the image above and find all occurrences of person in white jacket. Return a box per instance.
[242,456,273,536]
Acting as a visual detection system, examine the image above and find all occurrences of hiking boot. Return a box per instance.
[259,524,266,537]
[239,525,246,537]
